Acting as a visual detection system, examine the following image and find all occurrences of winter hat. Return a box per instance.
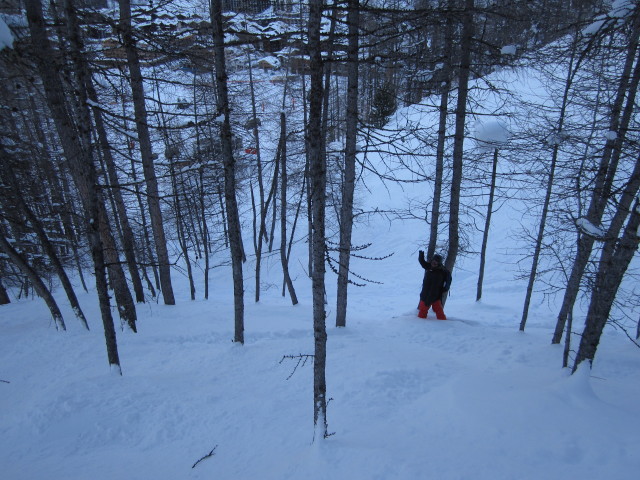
[432,254,443,264]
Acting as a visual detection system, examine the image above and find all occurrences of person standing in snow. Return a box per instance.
[417,251,452,320]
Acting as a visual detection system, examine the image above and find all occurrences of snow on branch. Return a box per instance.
[576,217,607,241]
[474,119,510,151]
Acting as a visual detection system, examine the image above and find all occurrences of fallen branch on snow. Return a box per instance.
[280,354,314,380]
[192,445,218,469]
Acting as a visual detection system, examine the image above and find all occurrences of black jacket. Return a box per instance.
[418,252,452,305]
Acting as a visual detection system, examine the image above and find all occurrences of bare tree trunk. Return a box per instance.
[573,199,640,372]
[445,0,474,276]
[336,0,359,328]
[308,0,329,440]
[170,162,196,300]
[86,78,145,303]
[200,167,210,299]
[62,0,137,332]
[0,160,89,329]
[25,0,121,370]
[211,0,245,344]
[118,0,175,306]
[553,31,640,342]
[427,13,453,260]
[520,36,584,332]
[58,172,89,293]
[0,279,9,305]
[0,231,66,330]
[563,310,573,368]
[246,51,268,303]
[476,148,498,302]
[278,112,298,305]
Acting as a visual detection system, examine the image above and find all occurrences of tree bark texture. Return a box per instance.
[211,0,245,344]
[445,0,474,275]
[118,0,175,306]
[427,13,453,260]
[86,79,145,303]
[336,0,359,328]
[476,148,498,302]
[25,0,121,370]
[308,0,329,440]
[573,199,640,372]
[63,0,137,332]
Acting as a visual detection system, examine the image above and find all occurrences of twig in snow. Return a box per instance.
[192,445,218,469]
[280,354,314,380]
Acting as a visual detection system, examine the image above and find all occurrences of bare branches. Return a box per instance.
[279,354,313,380]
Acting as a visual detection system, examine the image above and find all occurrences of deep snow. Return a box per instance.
[2,37,640,480]
[2,165,639,479]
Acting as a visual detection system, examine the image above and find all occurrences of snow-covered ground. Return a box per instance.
[2,42,640,480]
[2,158,639,479]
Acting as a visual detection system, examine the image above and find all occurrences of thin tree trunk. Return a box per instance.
[573,199,640,372]
[476,148,498,302]
[86,78,145,303]
[119,0,175,306]
[552,32,640,342]
[170,161,196,300]
[308,0,329,440]
[279,112,298,305]
[200,167,210,299]
[25,0,121,370]
[211,0,245,344]
[521,34,584,332]
[0,279,9,305]
[445,0,474,276]
[1,161,89,329]
[122,89,159,295]
[0,232,66,330]
[428,87,448,260]
[336,0,359,328]
[563,310,572,368]
[58,173,89,292]
[62,0,137,332]
[247,51,268,303]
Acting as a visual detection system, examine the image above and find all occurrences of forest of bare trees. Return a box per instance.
[1,0,639,435]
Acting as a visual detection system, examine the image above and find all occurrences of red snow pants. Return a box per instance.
[418,300,446,320]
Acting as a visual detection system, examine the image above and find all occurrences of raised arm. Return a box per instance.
[418,250,429,269]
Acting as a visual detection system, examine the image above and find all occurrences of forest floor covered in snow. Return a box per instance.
[2,198,639,479]
[2,32,640,478]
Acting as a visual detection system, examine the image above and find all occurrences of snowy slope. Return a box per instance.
[1,63,640,480]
